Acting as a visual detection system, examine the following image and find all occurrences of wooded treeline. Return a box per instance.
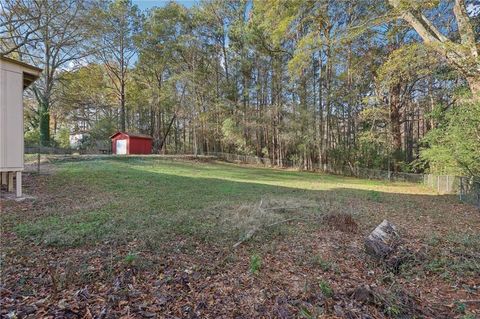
[1,0,479,175]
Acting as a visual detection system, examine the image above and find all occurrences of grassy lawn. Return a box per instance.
[2,157,479,318]
[12,157,433,248]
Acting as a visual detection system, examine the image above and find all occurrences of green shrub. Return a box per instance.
[24,128,40,146]
[54,127,71,148]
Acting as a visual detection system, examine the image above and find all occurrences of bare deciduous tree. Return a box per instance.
[388,0,479,97]
[2,0,97,145]
[0,0,42,56]
[97,0,142,132]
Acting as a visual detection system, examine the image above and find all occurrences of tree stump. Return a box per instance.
[364,219,399,259]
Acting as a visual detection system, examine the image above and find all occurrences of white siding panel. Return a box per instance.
[0,68,6,169]
[0,69,23,170]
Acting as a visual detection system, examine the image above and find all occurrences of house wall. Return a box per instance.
[0,60,24,172]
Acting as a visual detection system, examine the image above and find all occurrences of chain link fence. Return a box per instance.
[211,152,480,208]
[21,149,480,208]
[423,174,461,194]
[320,165,425,183]
[210,152,273,166]
[458,177,480,208]
[25,146,73,155]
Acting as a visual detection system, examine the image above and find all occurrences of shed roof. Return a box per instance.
[0,56,42,89]
[110,132,153,140]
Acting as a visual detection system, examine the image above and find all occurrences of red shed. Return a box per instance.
[110,132,153,155]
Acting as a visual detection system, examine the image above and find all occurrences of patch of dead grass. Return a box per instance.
[323,212,359,233]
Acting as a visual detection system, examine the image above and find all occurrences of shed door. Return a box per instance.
[116,139,127,154]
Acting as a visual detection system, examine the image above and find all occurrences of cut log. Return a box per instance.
[364,219,399,259]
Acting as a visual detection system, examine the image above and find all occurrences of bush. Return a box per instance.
[54,128,71,149]
[24,128,40,146]
[421,98,480,176]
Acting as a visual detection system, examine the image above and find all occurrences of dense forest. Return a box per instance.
[1,0,479,176]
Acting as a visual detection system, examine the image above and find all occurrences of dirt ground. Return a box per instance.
[1,159,479,318]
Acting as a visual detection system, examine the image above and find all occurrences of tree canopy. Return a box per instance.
[1,0,479,176]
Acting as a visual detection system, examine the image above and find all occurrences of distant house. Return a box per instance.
[0,56,42,197]
[110,132,153,155]
[69,133,87,148]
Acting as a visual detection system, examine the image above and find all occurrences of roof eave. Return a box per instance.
[110,132,153,139]
[0,55,43,72]
[0,56,42,89]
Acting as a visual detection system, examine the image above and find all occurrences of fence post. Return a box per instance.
[437,175,440,193]
[459,178,463,201]
[477,181,480,208]
[37,145,41,173]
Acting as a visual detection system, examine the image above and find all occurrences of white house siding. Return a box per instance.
[0,61,24,172]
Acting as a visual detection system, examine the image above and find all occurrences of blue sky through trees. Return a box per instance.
[133,0,197,11]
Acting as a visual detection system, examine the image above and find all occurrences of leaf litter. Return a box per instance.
[1,170,479,318]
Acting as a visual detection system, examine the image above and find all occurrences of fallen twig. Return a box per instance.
[266,217,309,227]
[263,204,318,211]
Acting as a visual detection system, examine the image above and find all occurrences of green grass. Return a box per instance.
[249,253,262,275]
[13,157,436,249]
[309,255,334,272]
[318,280,334,298]
[5,156,479,318]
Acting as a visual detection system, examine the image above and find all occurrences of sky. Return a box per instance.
[133,1,480,17]
[132,0,198,11]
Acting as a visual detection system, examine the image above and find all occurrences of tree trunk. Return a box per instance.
[149,104,155,137]
[39,100,50,146]
[388,0,479,97]
[466,75,480,99]
[324,49,332,165]
[318,51,323,167]
[120,82,126,132]
[365,220,400,259]
[158,114,176,153]
[390,83,402,154]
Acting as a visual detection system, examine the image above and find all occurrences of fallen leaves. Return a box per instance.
[1,167,479,318]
